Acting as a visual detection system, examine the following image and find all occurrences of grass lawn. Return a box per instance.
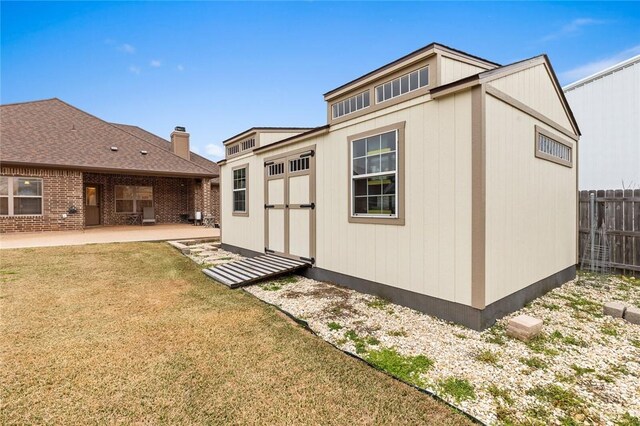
[0,242,471,425]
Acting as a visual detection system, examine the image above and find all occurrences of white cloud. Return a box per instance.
[541,18,607,42]
[560,44,640,84]
[128,65,141,75]
[205,143,225,160]
[150,59,161,68]
[177,64,185,72]
[118,43,136,54]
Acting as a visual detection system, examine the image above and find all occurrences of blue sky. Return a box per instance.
[2,2,639,160]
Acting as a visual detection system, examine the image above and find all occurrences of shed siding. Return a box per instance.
[440,56,487,85]
[315,93,473,305]
[259,131,306,147]
[489,64,574,132]
[484,93,577,305]
[221,94,474,304]
[221,154,264,252]
[563,58,640,189]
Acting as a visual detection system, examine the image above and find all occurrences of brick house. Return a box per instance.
[0,98,219,233]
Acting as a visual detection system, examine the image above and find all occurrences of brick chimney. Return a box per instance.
[170,126,190,160]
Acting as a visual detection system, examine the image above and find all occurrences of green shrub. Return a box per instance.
[365,348,434,387]
[618,413,640,426]
[437,377,476,403]
[571,364,595,376]
[474,349,499,365]
[520,356,548,370]
[327,322,343,331]
[526,384,584,411]
[487,384,513,405]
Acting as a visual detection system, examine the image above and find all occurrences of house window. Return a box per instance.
[0,177,43,216]
[375,66,429,103]
[534,126,573,167]
[233,166,248,215]
[332,91,370,119]
[115,185,153,213]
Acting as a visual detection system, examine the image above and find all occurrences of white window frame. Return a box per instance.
[0,177,44,216]
[114,185,154,214]
[350,129,399,219]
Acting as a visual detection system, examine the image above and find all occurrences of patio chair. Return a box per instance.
[142,207,156,225]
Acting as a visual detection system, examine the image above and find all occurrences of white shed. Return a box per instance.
[217,43,580,329]
[563,54,640,190]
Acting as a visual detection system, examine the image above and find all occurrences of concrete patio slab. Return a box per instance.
[0,224,220,249]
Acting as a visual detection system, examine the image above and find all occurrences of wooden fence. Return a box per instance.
[579,189,640,275]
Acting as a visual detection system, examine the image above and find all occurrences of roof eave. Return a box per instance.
[0,161,217,179]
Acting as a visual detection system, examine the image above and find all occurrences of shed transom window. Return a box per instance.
[233,167,247,213]
[332,91,370,119]
[351,130,398,217]
[267,162,284,176]
[115,185,153,213]
[534,126,573,167]
[0,177,43,216]
[375,66,428,104]
[289,157,310,173]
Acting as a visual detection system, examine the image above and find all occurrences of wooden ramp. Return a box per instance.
[202,255,309,288]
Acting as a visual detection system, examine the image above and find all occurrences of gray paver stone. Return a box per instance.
[623,306,640,325]
[603,301,626,318]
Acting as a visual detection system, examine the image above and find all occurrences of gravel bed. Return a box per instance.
[184,243,243,266]
[246,273,640,425]
[185,245,640,425]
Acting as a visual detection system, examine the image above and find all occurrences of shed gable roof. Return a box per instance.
[0,98,217,177]
[431,55,581,136]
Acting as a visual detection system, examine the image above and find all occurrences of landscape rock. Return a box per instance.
[603,301,626,318]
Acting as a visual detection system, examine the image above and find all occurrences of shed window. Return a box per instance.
[115,185,153,213]
[534,126,573,167]
[0,177,43,216]
[332,90,370,119]
[233,167,247,213]
[375,66,428,103]
[267,162,284,176]
[289,157,310,173]
[351,130,398,217]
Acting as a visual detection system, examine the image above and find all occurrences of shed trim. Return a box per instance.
[485,85,579,141]
[471,86,486,309]
[253,125,330,154]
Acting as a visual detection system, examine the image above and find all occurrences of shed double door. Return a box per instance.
[264,146,316,264]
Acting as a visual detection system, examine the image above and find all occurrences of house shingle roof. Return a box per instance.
[112,123,220,184]
[0,98,217,178]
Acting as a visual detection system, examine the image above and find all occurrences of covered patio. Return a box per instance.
[0,223,219,249]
